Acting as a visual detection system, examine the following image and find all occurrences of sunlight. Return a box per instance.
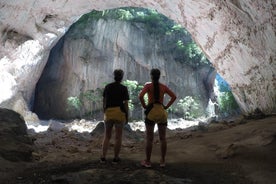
[27,124,49,133]
[0,71,16,102]
[26,118,200,133]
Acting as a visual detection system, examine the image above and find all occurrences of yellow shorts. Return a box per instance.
[104,107,126,123]
[146,104,168,124]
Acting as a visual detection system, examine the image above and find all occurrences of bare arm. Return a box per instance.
[164,88,176,110]
[139,94,147,109]
[139,85,148,109]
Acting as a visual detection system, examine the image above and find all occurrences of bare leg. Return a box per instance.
[101,121,113,158]
[145,123,155,162]
[157,124,167,164]
[114,124,123,158]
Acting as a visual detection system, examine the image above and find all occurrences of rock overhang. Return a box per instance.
[0,0,275,119]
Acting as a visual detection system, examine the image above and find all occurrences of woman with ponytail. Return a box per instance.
[139,68,176,168]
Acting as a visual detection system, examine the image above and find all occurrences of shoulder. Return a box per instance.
[142,82,152,89]
[159,82,169,90]
[144,82,152,86]
[105,82,118,89]
[119,82,126,87]
[121,84,128,89]
[105,82,114,88]
[159,82,167,87]
[120,83,128,90]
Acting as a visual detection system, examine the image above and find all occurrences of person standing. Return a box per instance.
[139,68,176,168]
[100,69,129,164]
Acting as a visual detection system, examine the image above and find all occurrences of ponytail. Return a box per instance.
[150,69,161,102]
[153,80,160,102]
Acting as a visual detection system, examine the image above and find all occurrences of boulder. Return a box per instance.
[0,108,34,161]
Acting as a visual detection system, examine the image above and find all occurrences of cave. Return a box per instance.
[0,0,275,121]
[0,1,275,184]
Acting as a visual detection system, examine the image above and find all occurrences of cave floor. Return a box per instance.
[1,116,276,184]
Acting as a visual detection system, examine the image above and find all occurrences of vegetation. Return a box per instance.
[67,88,103,119]
[174,96,202,120]
[66,77,239,120]
[74,7,211,68]
[218,91,240,117]
[81,88,103,118]
[66,8,238,120]
[122,80,143,113]
[122,80,204,120]
[216,75,240,117]
[66,80,142,119]
[67,96,82,118]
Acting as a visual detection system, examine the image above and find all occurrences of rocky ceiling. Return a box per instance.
[0,0,275,120]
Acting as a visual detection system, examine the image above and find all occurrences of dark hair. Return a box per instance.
[150,68,160,102]
[114,69,124,82]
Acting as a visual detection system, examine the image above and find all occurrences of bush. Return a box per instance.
[218,91,240,116]
[175,96,201,120]
[67,96,82,118]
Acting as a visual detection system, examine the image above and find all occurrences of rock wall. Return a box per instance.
[34,19,214,119]
[0,0,275,119]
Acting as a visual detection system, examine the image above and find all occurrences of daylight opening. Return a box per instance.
[32,7,240,132]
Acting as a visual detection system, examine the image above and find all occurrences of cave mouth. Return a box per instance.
[33,7,240,122]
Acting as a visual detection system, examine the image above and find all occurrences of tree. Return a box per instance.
[218,91,240,117]
[67,96,82,118]
[82,88,103,119]
[175,96,201,120]
[122,80,144,120]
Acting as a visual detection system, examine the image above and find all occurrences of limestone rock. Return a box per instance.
[90,122,105,137]
[34,18,215,119]
[0,0,275,118]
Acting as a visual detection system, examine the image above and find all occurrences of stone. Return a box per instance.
[90,121,105,136]
[0,0,275,119]
[33,18,215,119]
[0,108,34,161]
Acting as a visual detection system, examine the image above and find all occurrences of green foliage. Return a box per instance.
[176,40,185,49]
[73,7,211,68]
[171,24,185,32]
[66,80,145,120]
[185,43,201,58]
[82,8,175,36]
[81,88,103,118]
[66,87,103,119]
[102,9,134,20]
[175,96,201,120]
[67,96,82,118]
[122,80,143,112]
[218,91,239,115]
[82,88,102,105]
[67,96,81,110]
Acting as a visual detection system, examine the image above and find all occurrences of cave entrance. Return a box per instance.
[33,7,239,122]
